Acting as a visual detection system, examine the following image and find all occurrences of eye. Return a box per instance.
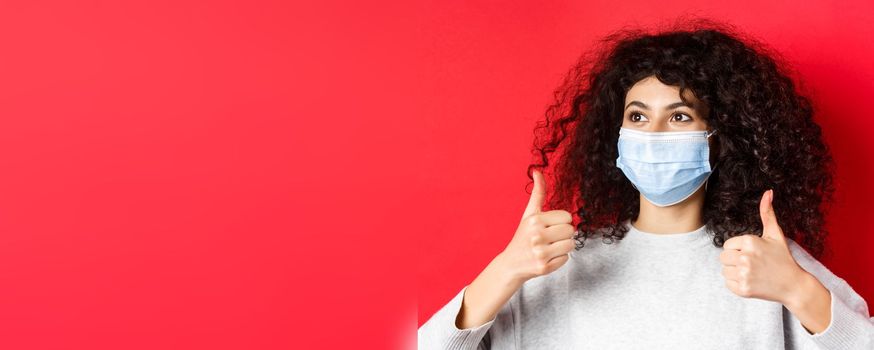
[671,113,693,122]
[629,112,649,122]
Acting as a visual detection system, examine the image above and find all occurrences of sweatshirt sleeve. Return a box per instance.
[786,239,874,349]
[417,284,513,350]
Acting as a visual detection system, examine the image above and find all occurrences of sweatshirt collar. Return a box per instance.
[623,219,711,248]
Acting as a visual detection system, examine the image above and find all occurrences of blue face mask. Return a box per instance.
[615,127,717,207]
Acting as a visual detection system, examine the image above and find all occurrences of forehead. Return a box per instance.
[624,76,701,106]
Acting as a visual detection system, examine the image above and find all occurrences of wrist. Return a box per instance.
[781,267,833,334]
[783,268,819,311]
[492,252,527,288]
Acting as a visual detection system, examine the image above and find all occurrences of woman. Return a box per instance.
[418,19,874,349]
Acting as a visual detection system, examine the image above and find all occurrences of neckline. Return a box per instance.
[623,219,711,249]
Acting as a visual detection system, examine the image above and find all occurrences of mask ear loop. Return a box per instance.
[705,129,717,138]
[704,129,718,191]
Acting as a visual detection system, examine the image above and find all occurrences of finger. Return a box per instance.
[721,265,739,281]
[535,223,576,244]
[544,238,575,259]
[759,189,785,241]
[723,234,750,251]
[725,279,741,295]
[719,249,741,266]
[758,189,773,227]
[523,170,546,218]
[538,209,573,227]
[543,253,570,273]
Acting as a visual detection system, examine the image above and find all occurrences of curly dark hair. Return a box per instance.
[527,17,836,259]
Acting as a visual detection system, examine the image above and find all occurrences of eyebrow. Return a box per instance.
[625,100,693,111]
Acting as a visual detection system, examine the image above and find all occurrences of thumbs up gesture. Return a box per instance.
[497,170,576,284]
[719,189,810,304]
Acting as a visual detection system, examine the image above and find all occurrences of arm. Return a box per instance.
[784,239,874,349]
[418,169,573,349]
[417,254,522,350]
[457,253,524,329]
[783,269,833,334]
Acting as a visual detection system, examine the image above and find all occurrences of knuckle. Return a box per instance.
[531,246,545,259]
[563,239,575,252]
[529,232,543,245]
[527,215,541,227]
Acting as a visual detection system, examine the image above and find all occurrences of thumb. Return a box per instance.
[759,189,785,241]
[523,169,546,218]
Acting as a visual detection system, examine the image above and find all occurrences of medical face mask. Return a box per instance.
[615,127,717,207]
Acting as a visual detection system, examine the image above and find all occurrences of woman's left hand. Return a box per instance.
[719,189,810,305]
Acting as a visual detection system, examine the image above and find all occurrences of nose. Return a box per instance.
[644,122,669,133]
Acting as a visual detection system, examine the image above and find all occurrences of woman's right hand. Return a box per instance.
[453,169,577,330]
[497,169,576,284]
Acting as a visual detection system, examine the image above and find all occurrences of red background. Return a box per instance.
[0,1,870,349]
[416,0,874,335]
[0,0,418,349]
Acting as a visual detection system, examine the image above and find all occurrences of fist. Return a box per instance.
[719,189,808,304]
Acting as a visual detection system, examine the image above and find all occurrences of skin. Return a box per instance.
[455,75,833,336]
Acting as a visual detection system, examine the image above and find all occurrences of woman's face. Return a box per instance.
[621,75,710,132]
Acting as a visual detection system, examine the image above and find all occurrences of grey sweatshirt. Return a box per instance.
[418,220,874,349]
